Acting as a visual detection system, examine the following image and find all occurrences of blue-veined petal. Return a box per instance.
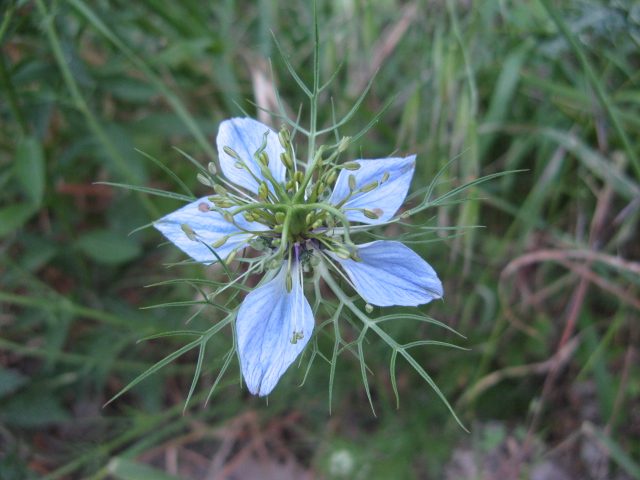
[217,118,287,193]
[329,240,442,306]
[328,156,416,224]
[236,259,314,396]
[154,197,268,263]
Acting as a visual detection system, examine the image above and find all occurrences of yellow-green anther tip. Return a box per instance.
[360,180,378,193]
[363,209,379,219]
[212,236,228,248]
[348,174,356,191]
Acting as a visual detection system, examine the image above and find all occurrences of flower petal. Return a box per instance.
[217,118,287,193]
[329,156,416,224]
[236,260,314,396]
[329,240,442,306]
[154,197,267,263]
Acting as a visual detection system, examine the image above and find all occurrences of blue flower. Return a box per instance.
[155,118,443,396]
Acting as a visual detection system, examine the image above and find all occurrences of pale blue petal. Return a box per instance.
[154,197,268,263]
[217,118,287,193]
[328,156,416,224]
[329,240,443,306]
[236,260,314,396]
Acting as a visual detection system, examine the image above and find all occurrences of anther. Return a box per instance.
[225,250,236,263]
[359,180,378,193]
[337,136,352,152]
[343,162,361,170]
[258,181,269,201]
[197,173,213,187]
[214,184,227,196]
[362,209,379,219]
[365,304,374,313]
[326,171,337,185]
[207,162,217,175]
[278,126,290,147]
[180,224,196,241]
[348,174,356,191]
[381,172,390,183]
[212,236,228,248]
[280,152,293,169]
[223,146,242,160]
[285,273,292,293]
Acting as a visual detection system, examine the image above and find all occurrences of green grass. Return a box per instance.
[1,0,639,478]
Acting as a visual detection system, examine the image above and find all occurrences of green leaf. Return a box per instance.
[0,203,37,237]
[76,230,142,265]
[15,135,46,207]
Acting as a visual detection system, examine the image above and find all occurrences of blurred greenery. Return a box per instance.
[1,0,639,479]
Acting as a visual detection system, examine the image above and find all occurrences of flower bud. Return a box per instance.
[225,250,236,263]
[251,211,262,221]
[222,211,233,223]
[365,304,373,313]
[294,171,304,183]
[258,151,269,167]
[243,212,254,222]
[275,212,286,224]
[343,162,361,170]
[316,182,326,195]
[214,184,227,196]
[326,171,337,185]
[305,212,313,224]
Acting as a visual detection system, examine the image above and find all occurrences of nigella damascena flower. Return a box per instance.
[154,117,443,396]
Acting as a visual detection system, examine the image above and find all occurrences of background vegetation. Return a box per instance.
[1,0,639,478]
